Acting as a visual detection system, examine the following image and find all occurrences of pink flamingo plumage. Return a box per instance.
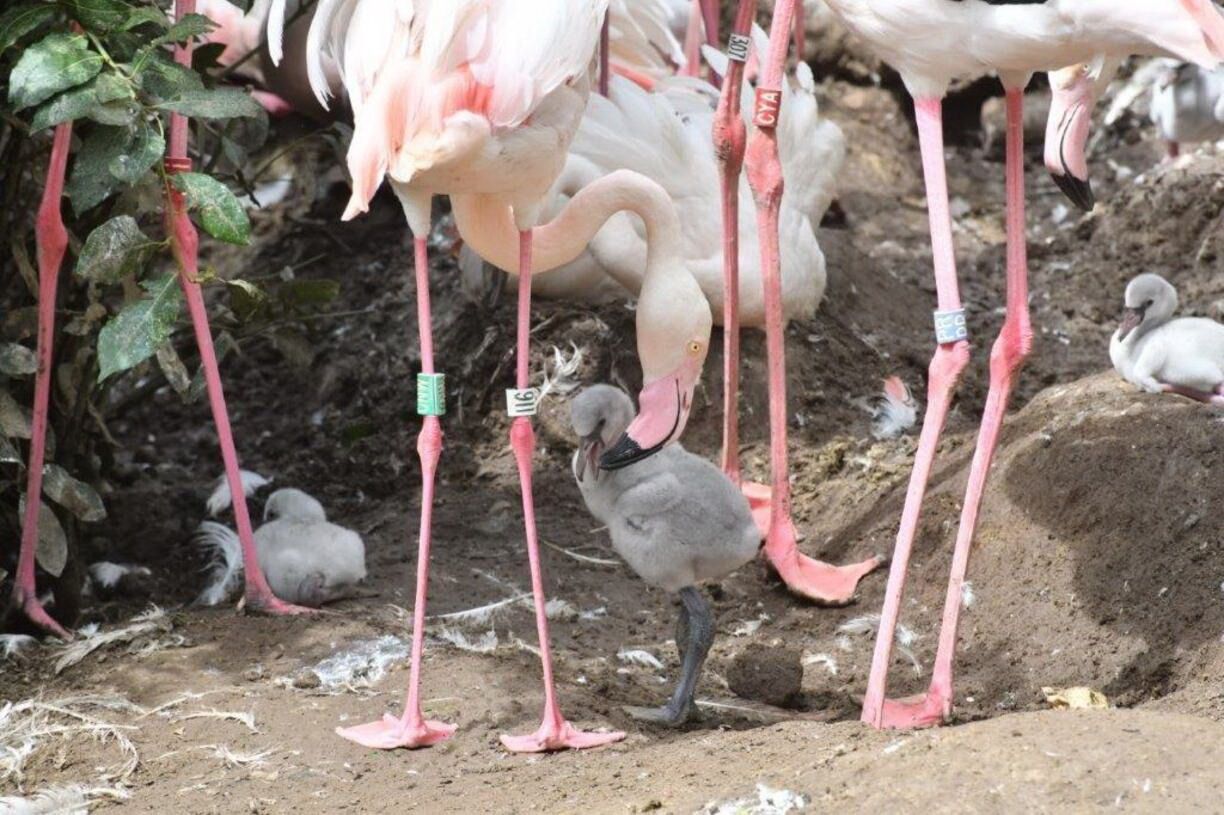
[744,0,1224,730]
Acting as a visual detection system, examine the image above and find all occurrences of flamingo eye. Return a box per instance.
[688,341,702,355]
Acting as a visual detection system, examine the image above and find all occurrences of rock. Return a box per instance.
[726,644,804,709]
[292,669,321,689]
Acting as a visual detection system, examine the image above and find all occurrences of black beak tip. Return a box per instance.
[598,434,647,471]
[1051,171,1095,212]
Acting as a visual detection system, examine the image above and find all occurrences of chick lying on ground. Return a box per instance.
[196,477,367,608]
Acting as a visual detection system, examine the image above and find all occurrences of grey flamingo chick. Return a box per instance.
[197,487,367,607]
[570,385,759,725]
[1110,273,1224,405]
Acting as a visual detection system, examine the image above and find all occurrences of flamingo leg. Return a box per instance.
[681,0,704,78]
[165,0,310,616]
[744,0,883,603]
[337,233,456,750]
[700,0,721,87]
[863,91,1030,730]
[598,10,610,97]
[713,0,754,489]
[13,121,74,641]
[501,229,625,753]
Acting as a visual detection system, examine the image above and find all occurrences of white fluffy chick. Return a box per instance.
[197,486,367,608]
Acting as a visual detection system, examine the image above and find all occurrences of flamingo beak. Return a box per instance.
[577,433,603,482]
[599,361,698,471]
[1045,74,1096,212]
[1117,306,1145,341]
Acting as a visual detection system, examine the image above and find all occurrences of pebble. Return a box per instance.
[726,643,804,709]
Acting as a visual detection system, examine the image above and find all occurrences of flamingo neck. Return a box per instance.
[450,169,685,294]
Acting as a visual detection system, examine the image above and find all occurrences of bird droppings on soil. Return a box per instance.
[726,644,804,709]
[4,68,1224,812]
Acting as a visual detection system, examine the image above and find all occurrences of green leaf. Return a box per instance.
[0,343,38,376]
[41,462,107,522]
[0,3,57,55]
[109,117,162,182]
[281,279,340,308]
[75,215,156,283]
[97,274,184,381]
[137,54,203,101]
[30,72,136,131]
[159,87,263,119]
[66,122,163,214]
[155,343,191,396]
[0,435,21,466]
[8,32,103,110]
[18,497,67,578]
[172,172,251,245]
[0,389,32,439]
[29,83,92,131]
[60,0,131,31]
[153,12,214,45]
[226,278,266,322]
[119,5,167,31]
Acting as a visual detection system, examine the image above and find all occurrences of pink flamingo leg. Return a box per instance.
[714,0,774,535]
[681,0,704,78]
[744,0,882,603]
[700,0,721,87]
[501,230,625,753]
[338,235,456,749]
[165,0,310,616]
[863,91,1029,730]
[13,121,74,641]
[598,10,610,97]
[713,0,754,488]
[791,5,805,64]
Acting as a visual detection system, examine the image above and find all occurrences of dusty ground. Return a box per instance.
[3,63,1224,813]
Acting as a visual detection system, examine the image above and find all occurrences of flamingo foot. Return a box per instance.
[336,712,456,750]
[871,691,950,730]
[244,591,319,616]
[741,481,772,538]
[500,718,625,753]
[764,515,884,605]
[12,587,71,640]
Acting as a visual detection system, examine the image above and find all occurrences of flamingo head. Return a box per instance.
[1045,61,1106,212]
[600,277,711,471]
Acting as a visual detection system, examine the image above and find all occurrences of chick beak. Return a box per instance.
[578,433,604,482]
[1117,306,1144,341]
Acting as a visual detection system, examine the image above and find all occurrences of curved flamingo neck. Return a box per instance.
[450,169,685,294]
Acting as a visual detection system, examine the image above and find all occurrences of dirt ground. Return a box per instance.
[4,59,1224,813]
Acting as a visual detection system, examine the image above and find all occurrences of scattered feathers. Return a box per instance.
[617,648,665,670]
[205,470,270,517]
[872,376,918,440]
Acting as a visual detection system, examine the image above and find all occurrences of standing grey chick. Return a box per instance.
[571,385,760,725]
[197,486,367,608]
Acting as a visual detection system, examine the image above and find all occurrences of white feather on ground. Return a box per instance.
[205,470,271,517]
[432,628,499,654]
[872,376,919,440]
[0,634,36,659]
[837,614,923,675]
[538,344,587,400]
[0,783,129,814]
[195,521,244,607]
[87,562,151,590]
[617,648,665,670]
[53,606,175,675]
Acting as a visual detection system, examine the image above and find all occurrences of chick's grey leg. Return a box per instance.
[627,587,713,726]
[674,598,691,664]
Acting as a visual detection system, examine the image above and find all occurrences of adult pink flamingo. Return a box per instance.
[273,0,631,753]
[14,3,312,640]
[743,0,1224,729]
[702,0,883,605]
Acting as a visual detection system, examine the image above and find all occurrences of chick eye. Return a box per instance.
[1146,299,1154,307]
